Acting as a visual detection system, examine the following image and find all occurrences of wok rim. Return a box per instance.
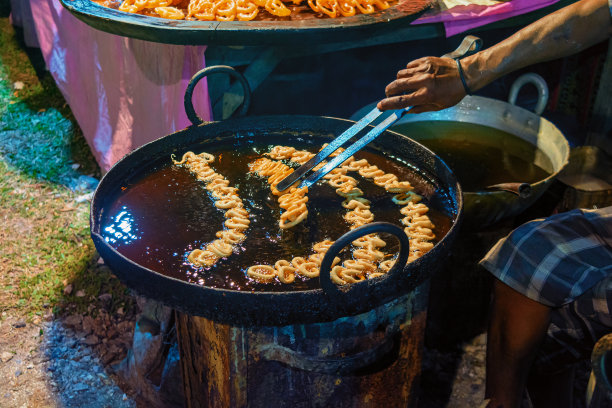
[90,114,463,323]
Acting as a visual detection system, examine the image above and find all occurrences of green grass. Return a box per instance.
[0,16,133,319]
[0,18,100,183]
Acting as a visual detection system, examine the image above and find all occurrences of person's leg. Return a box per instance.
[486,279,552,408]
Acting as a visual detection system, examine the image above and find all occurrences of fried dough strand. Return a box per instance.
[172,151,249,268]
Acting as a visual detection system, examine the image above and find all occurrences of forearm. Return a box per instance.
[463,0,612,92]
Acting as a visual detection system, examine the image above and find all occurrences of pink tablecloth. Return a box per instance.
[23,0,212,172]
[412,0,560,37]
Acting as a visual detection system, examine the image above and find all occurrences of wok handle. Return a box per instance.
[319,222,410,299]
[184,65,252,126]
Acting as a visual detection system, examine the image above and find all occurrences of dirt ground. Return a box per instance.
[0,288,138,408]
[0,312,56,407]
[0,300,489,408]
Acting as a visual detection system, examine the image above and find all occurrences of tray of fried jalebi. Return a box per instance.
[60,0,434,45]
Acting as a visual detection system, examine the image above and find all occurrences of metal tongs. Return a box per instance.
[276,35,483,193]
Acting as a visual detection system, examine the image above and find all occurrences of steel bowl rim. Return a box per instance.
[394,95,570,194]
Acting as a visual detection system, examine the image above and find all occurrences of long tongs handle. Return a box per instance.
[276,35,482,192]
[299,108,407,189]
[276,107,383,191]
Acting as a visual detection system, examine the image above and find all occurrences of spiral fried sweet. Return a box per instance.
[247,265,276,282]
[399,201,436,259]
[155,6,185,18]
[187,249,218,267]
[290,150,316,165]
[115,0,394,21]
[216,229,246,244]
[266,146,296,160]
[245,146,436,285]
[331,265,367,285]
[274,260,296,284]
[249,157,309,229]
[207,239,234,257]
[173,151,249,269]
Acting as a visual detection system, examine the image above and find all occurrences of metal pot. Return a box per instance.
[352,73,570,228]
[89,69,463,327]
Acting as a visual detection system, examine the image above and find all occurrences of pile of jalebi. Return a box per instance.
[245,145,436,285]
[174,146,435,286]
[116,0,391,21]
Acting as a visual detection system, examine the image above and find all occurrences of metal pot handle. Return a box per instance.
[319,222,410,299]
[508,73,549,116]
[184,65,252,126]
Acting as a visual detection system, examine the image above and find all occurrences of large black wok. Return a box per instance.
[90,73,462,327]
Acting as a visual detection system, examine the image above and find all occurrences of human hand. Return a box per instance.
[377,57,468,113]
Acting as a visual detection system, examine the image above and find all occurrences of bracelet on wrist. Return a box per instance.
[455,59,472,96]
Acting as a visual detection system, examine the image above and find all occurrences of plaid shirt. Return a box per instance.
[480,206,612,307]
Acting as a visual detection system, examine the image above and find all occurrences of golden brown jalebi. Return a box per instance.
[249,157,309,229]
[247,265,276,282]
[213,0,237,21]
[337,0,355,16]
[115,0,393,21]
[187,0,215,19]
[331,266,366,285]
[244,146,421,285]
[265,0,291,16]
[266,145,297,160]
[290,150,316,164]
[237,0,259,20]
[155,6,185,18]
[278,187,309,229]
[399,201,436,258]
[172,151,250,268]
[274,260,296,284]
[177,146,436,287]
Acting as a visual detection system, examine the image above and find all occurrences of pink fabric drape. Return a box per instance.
[412,0,560,37]
[28,0,212,172]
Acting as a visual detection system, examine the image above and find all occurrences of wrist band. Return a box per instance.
[455,59,472,96]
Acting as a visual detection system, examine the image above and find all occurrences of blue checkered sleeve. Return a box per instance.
[480,207,612,307]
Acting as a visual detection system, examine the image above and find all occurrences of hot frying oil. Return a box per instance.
[392,121,553,192]
[101,144,453,291]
